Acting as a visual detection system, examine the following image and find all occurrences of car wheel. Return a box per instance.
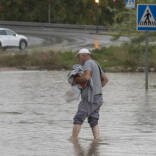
[0,43,6,51]
[19,40,27,50]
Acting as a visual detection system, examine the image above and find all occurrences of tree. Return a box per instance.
[0,0,126,25]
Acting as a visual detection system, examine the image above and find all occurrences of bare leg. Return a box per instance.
[91,124,100,140]
[72,124,81,139]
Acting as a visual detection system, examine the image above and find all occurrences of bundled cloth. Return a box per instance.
[67,64,84,89]
[65,64,94,103]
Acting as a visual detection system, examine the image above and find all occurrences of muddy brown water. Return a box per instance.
[0,71,156,156]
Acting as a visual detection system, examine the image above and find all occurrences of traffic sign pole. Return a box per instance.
[145,31,149,90]
[137,4,156,90]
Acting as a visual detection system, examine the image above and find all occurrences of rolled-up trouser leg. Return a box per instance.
[73,111,87,125]
[73,97,88,125]
[73,94,102,126]
[88,107,100,127]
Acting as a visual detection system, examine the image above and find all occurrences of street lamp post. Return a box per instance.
[95,0,99,34]
[48,0,51,23]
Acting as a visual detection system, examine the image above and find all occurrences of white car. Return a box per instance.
[0,28,28,50]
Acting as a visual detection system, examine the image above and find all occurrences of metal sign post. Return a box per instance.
[145,31,148,90]
[137,4,156,90]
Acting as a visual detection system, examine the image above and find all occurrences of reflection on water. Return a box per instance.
[0,71,156,156]
[72,138,100,156]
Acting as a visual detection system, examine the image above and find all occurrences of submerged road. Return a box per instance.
[0,71,156,155]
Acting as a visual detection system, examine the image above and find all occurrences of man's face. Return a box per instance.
[78,54,86,65]
[78,54,90,65]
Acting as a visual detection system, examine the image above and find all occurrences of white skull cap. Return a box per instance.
[76,48,91,57]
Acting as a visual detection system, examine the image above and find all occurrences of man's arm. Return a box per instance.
[73,70,91,85]
[101,73,108,87]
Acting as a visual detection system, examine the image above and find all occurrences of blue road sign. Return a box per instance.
[126,0,135,9]
[137,4,156,31]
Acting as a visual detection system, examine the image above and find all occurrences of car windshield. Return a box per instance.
[0,30,7,35]
[6,30,16,36]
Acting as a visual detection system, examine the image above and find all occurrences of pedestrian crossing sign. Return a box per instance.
[126,0,135,9]
[137,4,156,31]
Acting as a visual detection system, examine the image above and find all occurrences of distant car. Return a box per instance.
[0,28,28,50]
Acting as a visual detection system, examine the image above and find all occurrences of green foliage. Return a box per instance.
[0,0,156,26]
[0,0,125,25]
[0,41,156,72]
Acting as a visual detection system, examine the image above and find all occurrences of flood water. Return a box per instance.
[0,71,156,156]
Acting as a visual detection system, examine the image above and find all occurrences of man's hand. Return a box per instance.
[73,70,91,85]
[101,73,108,87]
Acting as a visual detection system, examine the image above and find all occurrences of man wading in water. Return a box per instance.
[72,48,108,140]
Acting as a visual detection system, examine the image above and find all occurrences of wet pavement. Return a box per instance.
[0,71,156,156]
[3,26,130,51]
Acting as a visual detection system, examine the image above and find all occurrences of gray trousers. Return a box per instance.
[73,94,103,127]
